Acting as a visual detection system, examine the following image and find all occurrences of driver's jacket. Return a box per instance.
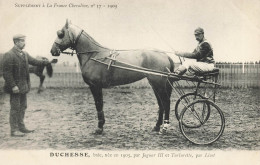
[180,39,214,64]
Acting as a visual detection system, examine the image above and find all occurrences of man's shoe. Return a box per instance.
[11,131,25,137]
[19,128,34,133]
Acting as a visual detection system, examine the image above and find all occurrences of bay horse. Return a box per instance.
[29,56,54,93]
[50,20,177,134]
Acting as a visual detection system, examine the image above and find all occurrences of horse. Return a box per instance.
[0,54,55,94]
[50,20,177,134]
[29,56,54,93]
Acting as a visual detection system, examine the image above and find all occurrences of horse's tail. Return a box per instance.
[46,63,53,77]
[167,56,174,72]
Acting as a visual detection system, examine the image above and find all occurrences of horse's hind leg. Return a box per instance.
[149,78,172,133]
[152,91,164,132]
[38,75,45,93]
[89,86,105,134]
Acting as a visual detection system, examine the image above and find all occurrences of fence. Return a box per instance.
[29,62,260,88]
[217,63,260,88]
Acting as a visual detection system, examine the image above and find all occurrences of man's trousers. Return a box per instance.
[9,93,27,132]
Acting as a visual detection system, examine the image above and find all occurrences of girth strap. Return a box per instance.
[107,50,119,70]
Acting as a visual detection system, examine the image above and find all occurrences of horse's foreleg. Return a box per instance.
[90,86,105,134]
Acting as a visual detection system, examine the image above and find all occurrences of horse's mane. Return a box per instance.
[70,23,109,50]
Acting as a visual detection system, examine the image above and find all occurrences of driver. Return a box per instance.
[174,27,215,75]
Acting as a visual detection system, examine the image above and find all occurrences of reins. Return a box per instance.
[59,25,178,58]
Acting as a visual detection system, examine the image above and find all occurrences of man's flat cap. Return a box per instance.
[194,27,204,34]
[13,34,26,40]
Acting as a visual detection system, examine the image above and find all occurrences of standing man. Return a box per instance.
[3,34,50,137]
[174,27,215,75]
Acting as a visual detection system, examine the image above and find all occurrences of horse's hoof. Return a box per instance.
[94,128,103,135]
[159,123,170,135]
[152,126,160,132]
[37,89,44,93]
[159,129,167,135]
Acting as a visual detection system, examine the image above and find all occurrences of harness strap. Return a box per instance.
[61,29,84,56]
[73,30,84,48]
[107,50,119,70]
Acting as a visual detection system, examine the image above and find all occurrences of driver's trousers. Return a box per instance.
[182,60,215,74]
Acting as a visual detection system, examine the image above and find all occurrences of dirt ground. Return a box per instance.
[0,87,259,150]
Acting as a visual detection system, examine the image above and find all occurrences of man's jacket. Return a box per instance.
[3,46,45,94]
[178,39,214,64]
[193,40,214,63]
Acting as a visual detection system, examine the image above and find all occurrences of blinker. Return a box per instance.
[57,30,64,38]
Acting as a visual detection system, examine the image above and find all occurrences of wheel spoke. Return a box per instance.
[179,99,225,145]
[175,93,205,121]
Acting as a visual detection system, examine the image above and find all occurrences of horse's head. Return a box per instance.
[50,19,79,56]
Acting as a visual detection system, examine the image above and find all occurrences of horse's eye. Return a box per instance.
[57,30,64,39]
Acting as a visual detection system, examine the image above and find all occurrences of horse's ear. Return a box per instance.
[65,19,69,29]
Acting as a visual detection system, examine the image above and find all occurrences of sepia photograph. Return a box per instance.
[0,0,259,164]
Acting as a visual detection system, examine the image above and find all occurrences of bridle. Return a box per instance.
[54,28,84,56]
[70,29,84,51]
[54,26,111,56]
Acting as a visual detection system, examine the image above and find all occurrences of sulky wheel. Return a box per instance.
[175,93,207,121]
[179,99,225,145]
